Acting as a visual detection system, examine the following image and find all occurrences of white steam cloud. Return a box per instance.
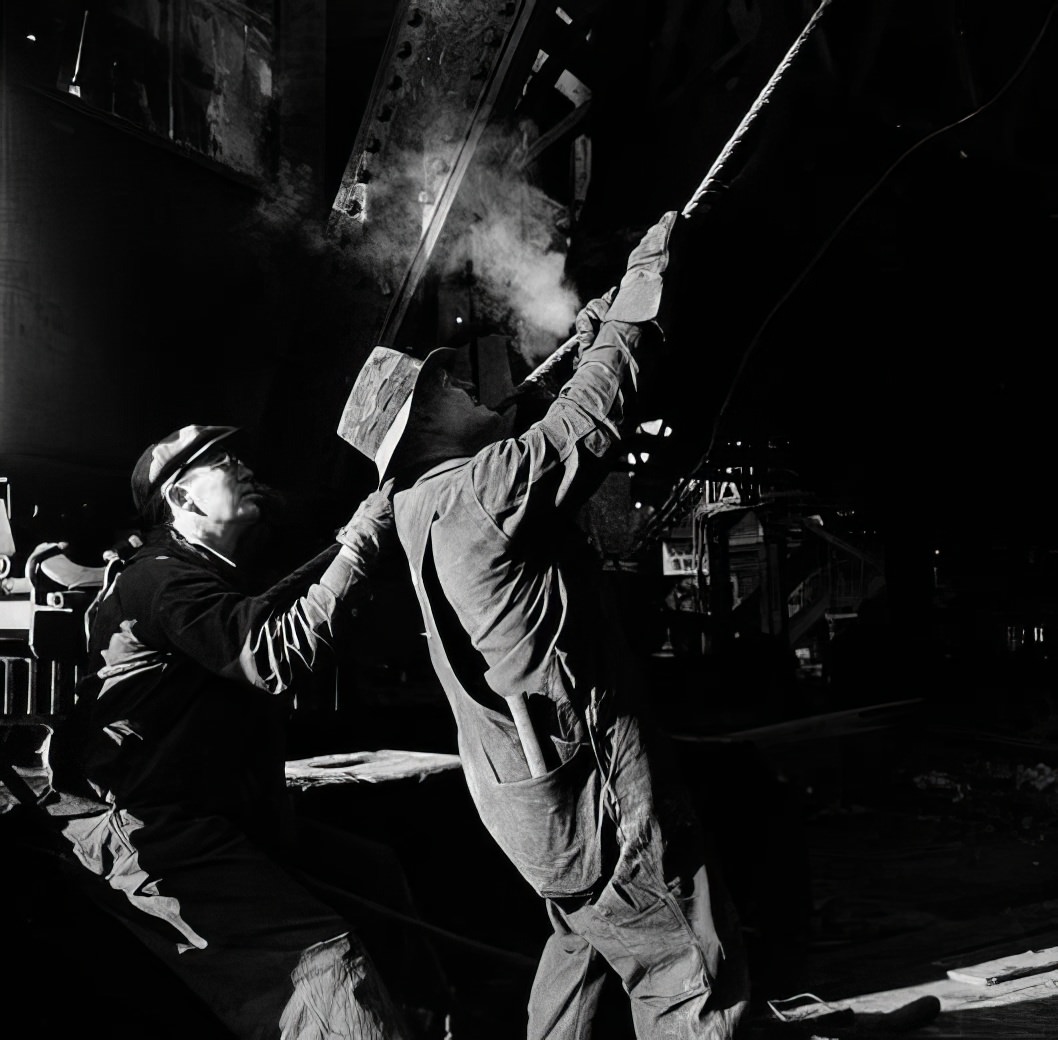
[438,124,581,361]
[246,121,582,363]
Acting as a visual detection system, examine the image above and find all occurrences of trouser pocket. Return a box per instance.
[604,891,711,1008]
[474,741,602,898]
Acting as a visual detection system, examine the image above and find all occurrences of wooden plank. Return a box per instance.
[785,972,1058,1038]
[946,947,1058,986]
[934,930,1058,971]
[285,748,462,788]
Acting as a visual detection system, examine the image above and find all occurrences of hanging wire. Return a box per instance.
[766,991,843,1022]
[631,0,1058,555]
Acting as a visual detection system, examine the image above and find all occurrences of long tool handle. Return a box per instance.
[523,333,579,385]
[492,331,578,414]
[508,692,549,777]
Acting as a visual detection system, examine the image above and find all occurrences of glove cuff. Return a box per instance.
[606,211,678,324]
[336,517,385,554]
[606,271,664,324]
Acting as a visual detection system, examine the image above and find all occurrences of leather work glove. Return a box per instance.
[574,288,617,353]
[336,479,395,554]
[605,211,679,325]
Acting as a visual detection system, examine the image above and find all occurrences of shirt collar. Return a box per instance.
[183,535,237,569]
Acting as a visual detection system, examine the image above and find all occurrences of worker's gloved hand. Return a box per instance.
[336,480,394,552]
[574,289,617,352]
[606,211,679,325]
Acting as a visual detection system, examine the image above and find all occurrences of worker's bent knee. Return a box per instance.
[280,934,410,1040]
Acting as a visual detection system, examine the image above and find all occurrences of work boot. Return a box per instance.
[606,210,680,327]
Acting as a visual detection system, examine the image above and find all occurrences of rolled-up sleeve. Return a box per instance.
[474,320,643,538]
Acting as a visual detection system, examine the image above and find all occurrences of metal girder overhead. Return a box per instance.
[329,0,547,349]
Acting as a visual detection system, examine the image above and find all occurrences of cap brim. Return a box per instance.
[182,427,240,469]
[158,426,240,495]
[375,347,456,483]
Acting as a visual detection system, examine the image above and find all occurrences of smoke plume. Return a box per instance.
[245,120,581,363]
[438,123,581,361]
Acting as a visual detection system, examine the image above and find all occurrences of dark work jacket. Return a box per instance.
[60,528,377,847]
[393,320,643,898]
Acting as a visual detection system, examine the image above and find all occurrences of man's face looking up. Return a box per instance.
[170,449,264,526]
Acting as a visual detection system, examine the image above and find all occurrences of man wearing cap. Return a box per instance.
[54,424,413,1040]
[340,214,749,1039]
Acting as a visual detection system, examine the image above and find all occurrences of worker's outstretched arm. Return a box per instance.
[142,487,393,694]
[473,212,678,537]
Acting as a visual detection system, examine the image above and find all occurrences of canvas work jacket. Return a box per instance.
[393,319,645,899]
[59,526,380,844]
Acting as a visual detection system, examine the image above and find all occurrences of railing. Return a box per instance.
[1,655,82,716]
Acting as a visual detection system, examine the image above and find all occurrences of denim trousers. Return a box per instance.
[525,714,750,1040]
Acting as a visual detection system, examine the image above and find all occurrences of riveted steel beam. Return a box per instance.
[330,0,544,348]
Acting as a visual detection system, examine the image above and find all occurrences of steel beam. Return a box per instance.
[329,0,545,348]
